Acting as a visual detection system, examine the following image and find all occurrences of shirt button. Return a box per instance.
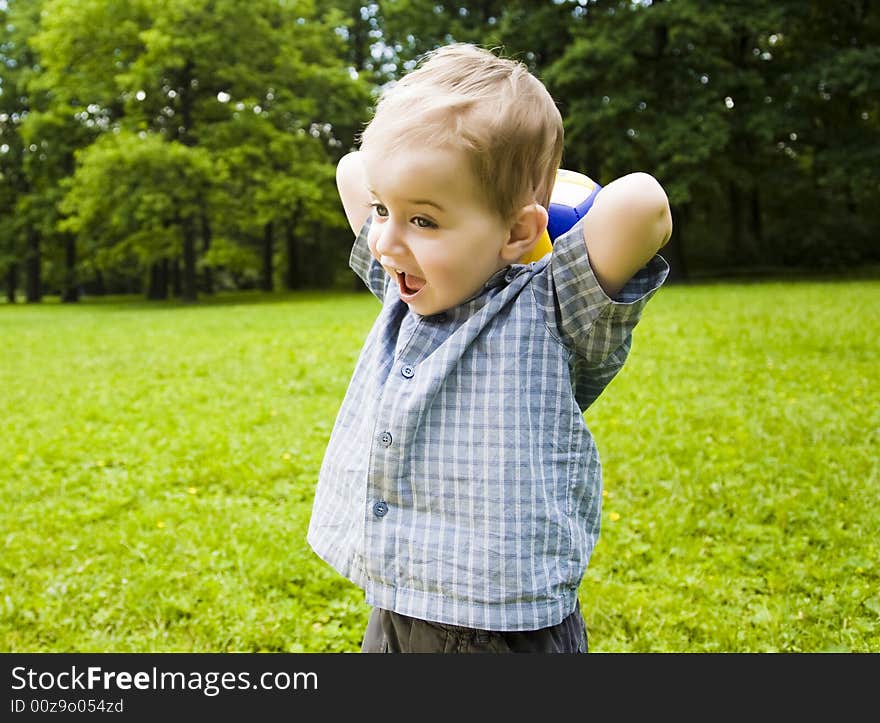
[401,365,414,379]
[372,500,389,518]
[379,431,392,447]
[504,270,517,283]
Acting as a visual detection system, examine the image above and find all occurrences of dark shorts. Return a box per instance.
[361,599,588,653]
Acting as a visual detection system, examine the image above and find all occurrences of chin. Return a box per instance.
[411,300,442,317]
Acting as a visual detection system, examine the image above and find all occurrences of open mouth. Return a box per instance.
[396,270,425,300]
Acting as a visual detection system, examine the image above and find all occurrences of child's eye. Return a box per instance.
[370,203,389,217]
[413,217,437,229]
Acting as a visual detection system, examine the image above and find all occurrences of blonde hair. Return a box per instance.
[359,43,564,224]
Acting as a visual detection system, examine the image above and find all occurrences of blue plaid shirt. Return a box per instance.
[307,216,668,631]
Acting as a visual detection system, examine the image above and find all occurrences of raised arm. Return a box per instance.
[336,151,372,236]
[581,172,672,298]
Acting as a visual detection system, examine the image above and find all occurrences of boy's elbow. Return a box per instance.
[336,151,370,235]
[627,173,672,252]
[336,151,362,190]
[655,194,673,251]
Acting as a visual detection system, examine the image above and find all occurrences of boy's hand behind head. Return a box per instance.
[336,151,372,236]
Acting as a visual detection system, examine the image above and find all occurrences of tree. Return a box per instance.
[32,0,369,300]
[769,0,880,267]
[59,131,215,299]
[0,0,45,302]
[374,0,578,80]
[4,0,877,295]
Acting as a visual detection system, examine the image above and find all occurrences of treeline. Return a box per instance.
[1,0,877,302]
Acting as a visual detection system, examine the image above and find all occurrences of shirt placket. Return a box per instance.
[362,314,431,584]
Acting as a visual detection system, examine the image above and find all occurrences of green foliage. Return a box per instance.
[0,282,877,652]
[12,0,370,298]
[2,0,879,298]
[199,236,261,283]
[540,0,879,272]
[0,0,39,265]
[60,132,216,268]
[29,0,151,109]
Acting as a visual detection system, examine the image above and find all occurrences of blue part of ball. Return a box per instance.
[546,183,602,241]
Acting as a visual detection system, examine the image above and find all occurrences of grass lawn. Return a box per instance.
[1,281,877,652]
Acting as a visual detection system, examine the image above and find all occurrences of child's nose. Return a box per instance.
[374,220,407,259]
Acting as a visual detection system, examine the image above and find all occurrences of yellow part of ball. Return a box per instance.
[518,168,597,264]
[519,229,553,265]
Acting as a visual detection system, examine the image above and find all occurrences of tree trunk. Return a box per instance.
[147,265,158,299]
[6,262,17,303]
[664,205,688,283]
[750,186,764,264]
[169,258,180,297]
[261,220,274,292]
[93,269,106,296]
[181,217,197,302]
[284,204,302,290]
[25,227,42,303]
[728,182,744,266]
[147,260,169,300]
[284,220,298,290]
[200,208,214,294]
[61,233,79,303]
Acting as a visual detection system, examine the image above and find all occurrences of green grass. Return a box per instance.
[1,281,877,652]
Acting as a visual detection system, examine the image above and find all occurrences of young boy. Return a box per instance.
[307,43,671,653]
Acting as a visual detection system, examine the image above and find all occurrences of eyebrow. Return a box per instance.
[368,188,445,213]
[407,199,445,212]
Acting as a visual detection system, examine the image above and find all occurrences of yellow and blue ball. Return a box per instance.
[520,169,602,264]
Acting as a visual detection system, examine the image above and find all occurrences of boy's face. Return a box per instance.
[361,145,513,316]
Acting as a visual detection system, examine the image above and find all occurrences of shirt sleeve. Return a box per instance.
[532,217,669,409]
[349,215,389,301]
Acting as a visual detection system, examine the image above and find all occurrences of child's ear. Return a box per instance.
[500,203,549,264]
